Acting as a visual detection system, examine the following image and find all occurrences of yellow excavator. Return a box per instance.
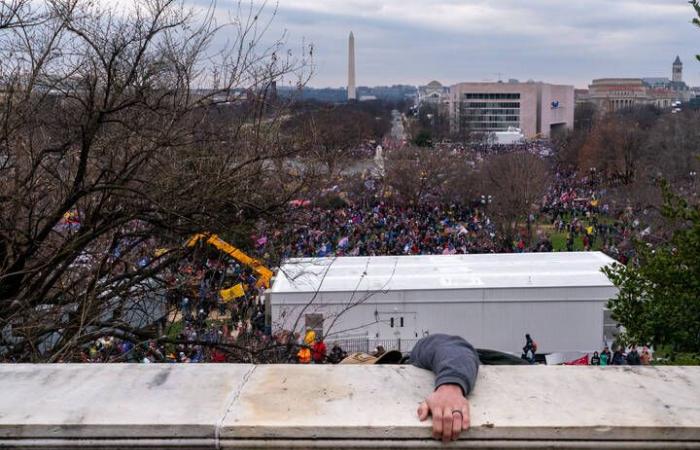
[186,233,273,289]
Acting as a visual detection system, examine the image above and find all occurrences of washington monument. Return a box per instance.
[348,31,356,101]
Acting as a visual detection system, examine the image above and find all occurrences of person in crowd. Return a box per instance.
[601,346,612,366]
[590,351,600,365]
[640,347,652,365]
[626,346,641,366]
[312,336,327,364]
[612,347,626,365]
[304,328,316,346]
[327,342,348,364]
[521,334,536,364]
[582,234,590,251]
[297,345,311,364]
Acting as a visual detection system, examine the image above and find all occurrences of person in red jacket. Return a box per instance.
[312,337,327,364]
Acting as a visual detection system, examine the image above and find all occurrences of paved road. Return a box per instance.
[389,109,407,141]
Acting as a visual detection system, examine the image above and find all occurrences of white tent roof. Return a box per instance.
[271,252,617,294]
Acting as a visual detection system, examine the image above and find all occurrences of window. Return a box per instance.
[305,314,324,337]
[400,317,404,328]
[390,317,394,328]
[464,93,521,100]
[464,102,520,108]
[463,108,520,115]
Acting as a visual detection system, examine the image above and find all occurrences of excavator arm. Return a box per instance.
[186,233,273,289]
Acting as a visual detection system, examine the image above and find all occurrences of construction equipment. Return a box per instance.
[186,233,273,289]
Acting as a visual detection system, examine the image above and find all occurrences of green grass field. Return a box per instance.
[549,231,603,252]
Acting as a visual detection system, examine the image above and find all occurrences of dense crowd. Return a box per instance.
[72,138,655,364]
[254,174,640,263]
[257,204,503,259]
[75,248,273,363]
[435,139,554,159]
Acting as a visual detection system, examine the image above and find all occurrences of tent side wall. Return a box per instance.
[270,285,618,355]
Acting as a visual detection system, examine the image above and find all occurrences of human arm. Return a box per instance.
[410,334,480,442]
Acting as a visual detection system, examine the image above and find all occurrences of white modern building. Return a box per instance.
[447,81,574,139]
[270,253,618,355]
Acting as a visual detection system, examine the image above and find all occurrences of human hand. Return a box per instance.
[417,384,470,442]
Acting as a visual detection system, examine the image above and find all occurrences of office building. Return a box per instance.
[447,81,574,139]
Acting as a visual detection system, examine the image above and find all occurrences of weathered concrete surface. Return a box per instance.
[0,363,254,440]
[222,364,433,440]
[0,364,699,448]
[222,365,700,442]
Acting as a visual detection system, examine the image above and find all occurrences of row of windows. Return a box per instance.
[464,93,521,99]
[465,116,520,122]
[463,102,521,108]
[463,108,520,115]
[598,89,648,97]
[471,123,519,130]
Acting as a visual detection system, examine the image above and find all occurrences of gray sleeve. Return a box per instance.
[410,334,479,396]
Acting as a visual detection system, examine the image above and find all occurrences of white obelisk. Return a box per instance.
[348,31,356,101]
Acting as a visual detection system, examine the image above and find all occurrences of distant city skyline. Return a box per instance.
[201,0,700,89]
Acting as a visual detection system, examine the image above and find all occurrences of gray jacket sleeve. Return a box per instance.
[410,334,479,396]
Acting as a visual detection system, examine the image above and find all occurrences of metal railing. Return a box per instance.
[331,337,420,354]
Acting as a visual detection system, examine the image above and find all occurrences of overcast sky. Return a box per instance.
[204,0,700,89]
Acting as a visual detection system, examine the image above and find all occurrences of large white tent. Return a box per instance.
[269,252,618,355]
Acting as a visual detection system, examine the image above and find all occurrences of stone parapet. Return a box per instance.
[0,364,698,449]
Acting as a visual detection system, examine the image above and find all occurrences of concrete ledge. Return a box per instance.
[0,364,699,449]
[1,440,700,449]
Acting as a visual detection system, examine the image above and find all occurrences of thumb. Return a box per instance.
[417,401,429,421]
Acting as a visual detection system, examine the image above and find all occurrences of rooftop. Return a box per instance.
[590,78,648,87]
[272,252,617,294]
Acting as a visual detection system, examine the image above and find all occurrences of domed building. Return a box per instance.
[418,80,449,105]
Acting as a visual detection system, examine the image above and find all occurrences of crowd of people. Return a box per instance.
[71,233,278,363]
[257,203,504,259]
[435,139,554,159]
[589,345,654,366]
[253,166,643,263]
[519,335,654,366]
[542,168,641,262]
[295,329,350,364]
[69,136,657,364]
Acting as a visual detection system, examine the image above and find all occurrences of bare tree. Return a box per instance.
[482,152,549,247]
[384,147,473,205]
[286,104,386,177]
[578,115,646,183]
[0,0,30,30]
[0,0,313,361]
[643,111,700,182]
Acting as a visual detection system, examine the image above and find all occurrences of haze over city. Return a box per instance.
[196,0,700,88]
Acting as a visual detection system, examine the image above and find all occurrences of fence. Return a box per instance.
[332,337,420,354]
